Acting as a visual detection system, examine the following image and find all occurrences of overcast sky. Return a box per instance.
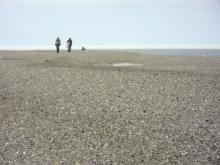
[1,0,220,45]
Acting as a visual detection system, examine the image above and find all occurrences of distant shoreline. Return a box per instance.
[1,45,220,51]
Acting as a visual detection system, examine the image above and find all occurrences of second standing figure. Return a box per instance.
[67,38,72,52]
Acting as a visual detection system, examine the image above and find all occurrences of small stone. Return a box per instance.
[207,155,212,161]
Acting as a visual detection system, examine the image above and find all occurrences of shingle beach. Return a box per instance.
[0,51,220,164]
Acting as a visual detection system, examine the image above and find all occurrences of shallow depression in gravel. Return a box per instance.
[112,62,143,67]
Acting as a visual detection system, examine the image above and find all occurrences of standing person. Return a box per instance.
[67,38,72,52]
[55,37,61,53]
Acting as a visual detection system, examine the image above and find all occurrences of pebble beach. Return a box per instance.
[0,50,220,164]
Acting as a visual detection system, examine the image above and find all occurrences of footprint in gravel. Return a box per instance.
[205,119,213,125]
[0,94,8,101]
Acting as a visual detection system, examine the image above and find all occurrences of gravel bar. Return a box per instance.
[0,51,220,165]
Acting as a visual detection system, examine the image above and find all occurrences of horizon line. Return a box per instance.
[0,44,220,50]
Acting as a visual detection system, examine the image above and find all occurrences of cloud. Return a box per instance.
[1,0,218,9]
[1,0,138,8]
[2,0,137,5]
[1,0,212,6]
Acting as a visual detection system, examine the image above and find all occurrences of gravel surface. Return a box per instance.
[0,51,220,165]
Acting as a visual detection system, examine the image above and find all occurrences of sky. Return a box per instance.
[1,0,220,46]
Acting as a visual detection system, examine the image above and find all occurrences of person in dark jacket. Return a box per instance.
[55,37,61,53]
[67,38,72,52]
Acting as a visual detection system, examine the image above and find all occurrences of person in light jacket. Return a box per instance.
[55,37,61,53]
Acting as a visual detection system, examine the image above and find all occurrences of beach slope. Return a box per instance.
[0,51,220,164]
